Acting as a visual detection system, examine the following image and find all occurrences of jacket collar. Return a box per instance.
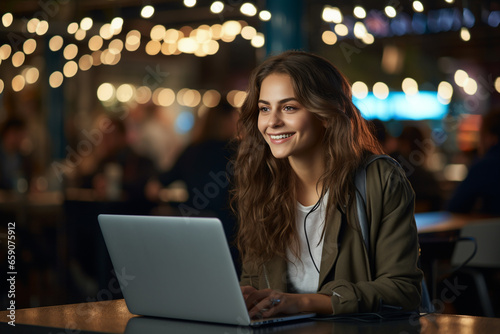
[318,208,343,288]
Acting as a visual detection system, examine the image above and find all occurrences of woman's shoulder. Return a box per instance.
[364,155,413,195]
[363,155,403,176]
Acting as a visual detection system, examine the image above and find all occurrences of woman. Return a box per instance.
[232,51,422,318]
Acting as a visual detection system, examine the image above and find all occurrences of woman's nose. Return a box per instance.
[268,110,283,127]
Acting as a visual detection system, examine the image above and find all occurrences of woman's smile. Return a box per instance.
[268,132,295,143]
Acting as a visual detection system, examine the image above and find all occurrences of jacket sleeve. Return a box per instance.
[317,161,423,314]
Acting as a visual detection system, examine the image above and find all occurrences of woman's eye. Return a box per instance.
[259,106,270,112]
[284,106,296,112]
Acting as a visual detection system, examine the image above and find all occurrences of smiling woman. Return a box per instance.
[257,74,325,165]
[232,51,423,318]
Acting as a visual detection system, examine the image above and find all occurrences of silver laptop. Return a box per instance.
[98,214,315,326]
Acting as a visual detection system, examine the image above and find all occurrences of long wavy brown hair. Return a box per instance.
[233,51,383,267]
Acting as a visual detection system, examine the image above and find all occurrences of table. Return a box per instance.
[1,299,499,334]
[415,211,500,304]
[415,211,475,234]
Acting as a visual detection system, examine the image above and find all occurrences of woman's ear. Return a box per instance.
[321,119,328,128]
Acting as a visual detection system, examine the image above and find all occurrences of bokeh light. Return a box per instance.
[251,33,265,48]
[146,40,162,55]
[241,26,257,40]
[79,54,93,71]
[353,6,366,19]
[210,1,224,14]
[322,31,338,45]
[385,6,397,18]
[136,86,152,104]
[334,24,348,36]
[25,67,40,84]
[402,78,419,95]
[2,13,13,27]
[373,82,389,100]
[64,44,78,60]
[203,90,221,108]
[141,5,155,18]
[116,84,135,103]
[97,83,115,101]
[80,17,93,31]
[240,3,257,17]
[12,75,26,92]
[157,88,176,107]
[413,1,424,12]
[454,69,468,87]
[438,81,453,104]
[259,10,272,21]
[0,44,12,60]
[67,22,78,34]
[89,35,103,51]
[49,36,64,51]
[151,25,166,41]
[12,51,25,67]
[352,81,369,99]
[23,39,37,55]
[49,71,64,88]
[175,111,195,133]
[63,61,78,78]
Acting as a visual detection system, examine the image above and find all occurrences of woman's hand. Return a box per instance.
[241,285,257,300]
[241,287,304,319]
[240,286,333,318]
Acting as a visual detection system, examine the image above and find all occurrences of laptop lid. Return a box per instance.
[98,214,314,326]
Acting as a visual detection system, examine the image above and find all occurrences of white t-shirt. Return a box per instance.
[286,195,327,294]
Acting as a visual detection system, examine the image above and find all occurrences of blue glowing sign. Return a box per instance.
[353,91,448,121]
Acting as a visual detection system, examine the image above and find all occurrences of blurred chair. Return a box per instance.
[451,219,500,317]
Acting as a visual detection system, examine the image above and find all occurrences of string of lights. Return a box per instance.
[0,1,499,111]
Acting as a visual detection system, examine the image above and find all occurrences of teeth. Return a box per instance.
[270,134,293,140]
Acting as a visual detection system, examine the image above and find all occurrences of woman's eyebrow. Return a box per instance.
[258,97,298,104]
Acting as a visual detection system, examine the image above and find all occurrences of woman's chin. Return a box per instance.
[269,151,290,159]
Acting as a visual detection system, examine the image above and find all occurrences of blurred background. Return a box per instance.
[0,0,499,317]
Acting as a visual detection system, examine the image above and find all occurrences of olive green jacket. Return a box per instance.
[239,159,423,314]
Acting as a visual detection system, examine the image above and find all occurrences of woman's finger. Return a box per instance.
[244,288,272,310]
[248,293,283,318]
[260,297,283,318]
[240,285,256,299]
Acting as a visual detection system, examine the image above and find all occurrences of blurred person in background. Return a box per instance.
[126,102,184,172]
[393,125,443,212]
[0,117,54,308]
[147,100,240,274]
[0,118,34,192]
[447,107,500,216]
[68,115,157,204]
[64,115,158,302]
[369,119,395,154]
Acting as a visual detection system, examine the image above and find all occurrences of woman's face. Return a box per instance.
[257,73,325,161]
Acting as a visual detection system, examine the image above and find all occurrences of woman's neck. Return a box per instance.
[289,155,325,206]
